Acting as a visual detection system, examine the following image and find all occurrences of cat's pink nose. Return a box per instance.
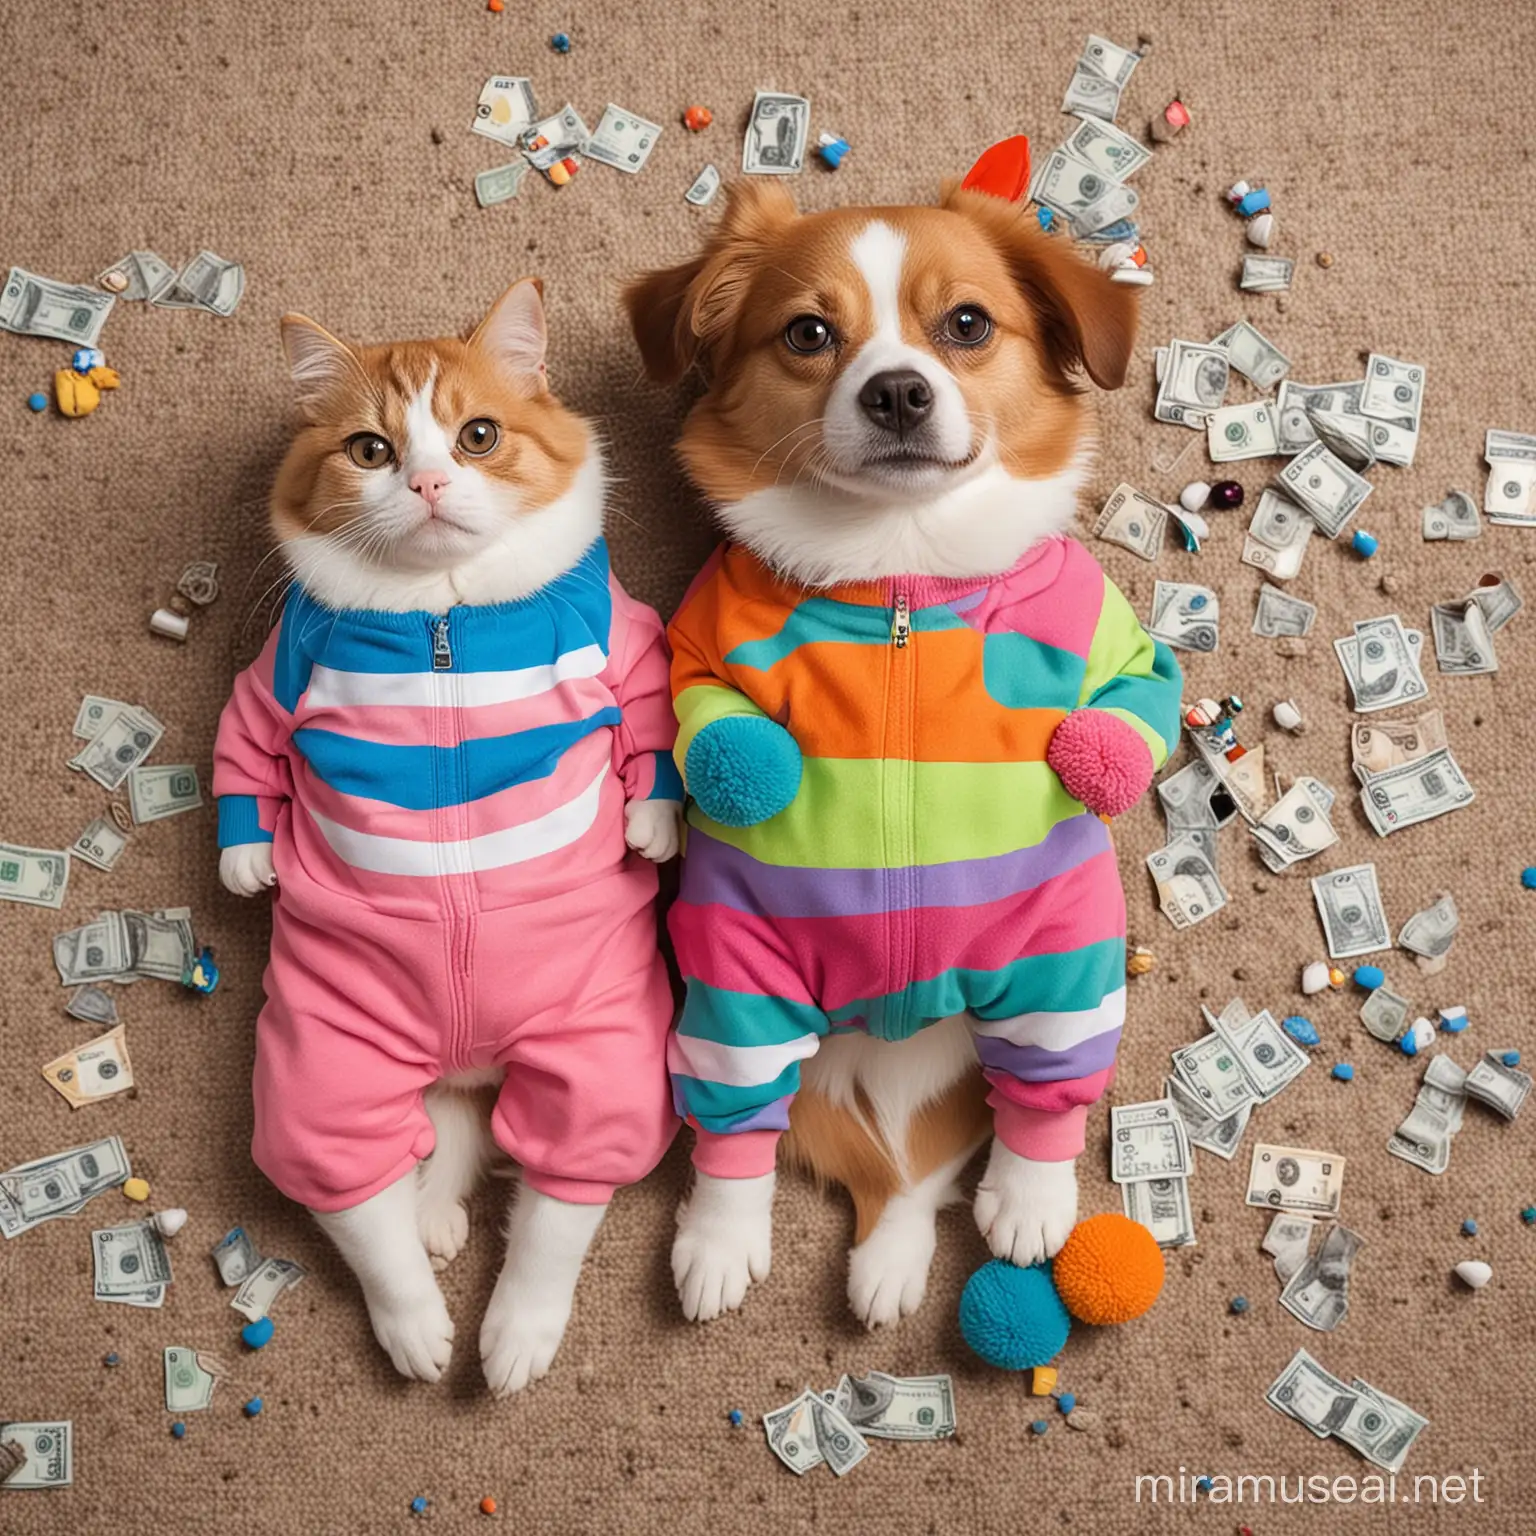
[409,470,450,508]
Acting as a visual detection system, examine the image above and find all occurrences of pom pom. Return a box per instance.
[1047,710,1155,818]
[1052,1212,1164,1325]
[684,716,803,828]
[958,1260,1071,1370]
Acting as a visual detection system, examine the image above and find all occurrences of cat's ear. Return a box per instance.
[470,277,548,393]
[280,315,366,420]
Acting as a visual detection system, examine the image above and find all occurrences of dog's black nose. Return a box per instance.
[857,370,934,435]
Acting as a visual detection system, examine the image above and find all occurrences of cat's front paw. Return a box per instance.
[684,717,801,828]
[672,1170,774,1321]
[973,1140,1078,1268]
[624,798,682,862]
[220,842,276,896]
[363,1279,455,1383]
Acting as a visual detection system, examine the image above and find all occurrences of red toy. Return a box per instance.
[960,136,1031,202]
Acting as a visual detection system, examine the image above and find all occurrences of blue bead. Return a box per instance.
[1351,530,1379,557]
[1057,1392,1076,1414]
[1522,865,1536,889]
[550,31,571,51]
[1332,1063,1355,1082]
[242,1316,275,1349]
[103,1352,120,1366]
[819,138,850,169]
[171,1421,187,1439]
[26,392,47,413]
[1281,1015,1320,1047]
[1353,965,1385,990]
[1521,1206,1536,1225]
[1400,1031,1420,1057]
[1439,1013,1469,1034]
[1031,1419,1049,1435]
[1462,1219,1479,1236]
[1036,207,1055,232]
[685,716,803,828]
[1197,1476,1214,1493]
[411,1496,429,1515]
[1229,1296,1249,1314]
[243,1397,263,1417]
[727,1409,744,1427]
[1504,1051,1522,1067]
[1235,188,1271,217]
[958,1259,1071,1370]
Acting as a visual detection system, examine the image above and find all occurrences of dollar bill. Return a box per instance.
[1359,748,1475,836]
[69,705,164,790]
[1250,778,1337,870]
[1110,1098,1192,1183]
[1484,427,1536,525]
[742,91,809,175]
[1149,582,1219,651]
[0,841,71,908]
[1279,1223,1363,1332]
[73,695,129,739]
[684,164,721,206]
[1464,1052,1532,1120]
[0,1136,130,1238]
[152,251,245,316]
[1241,490,1313,579]
[1336,1378,1429,1472]
[1360,353,1425,430]
[1157,758,1237,834]
[474,161,529,208]
[1031,150,1139,236]
[806,1395,869,1475]
[1183,721,1271,825]
[1171,1033,1256,1118]
[1266,1349,1358,1438]
[212,1226,263,1287]
[1093,483,1167,560]
[1146,835,1229,927]
[1388,1055,1467,1173]
[1364,415,1419,468]
[521,104,591,176]
[66,984,120,1026]
[1465,572,1523,632]
[1252,583,1316,640]
[231,1255,307,1320]
[1060,35,1141,121]
[1351,709,1447,776]
[1275,380,1365,455]
[840,1372,955,1439]
[1431,601,1498,675]
[93,1219,172,1306]
[0,267,115,344]
[1277,440,1373,537]
[1421,489,1481,540]
[1166,1074,1250,1161]
[128,764,203,824]
[96,251,177,303]
[1240,255,1294,292]
[0,1421,73,1488]
[764,1391,824,1474]
[1359,985,1411,1044]
[72,817,127,873]
[1212,320,1291,390]
[1061,113,1151,179]
[1154,339,1230,427]
[53,907,198,987]
[164,1346,227,1413]
[471,76,539,146]
[1311,864,1390,958]
[1334,615,1428,713]
[1122,1174,1195,1247]
[42,1023,134,1108]
[1307,407,1377,470]
[1247,1144,1345,1217]
[1397,893,1457,959]
[1207,400,1279,461]
[585,103,663,173]
[1263,1213,1315,1284]
[1221,1008,1311,1100]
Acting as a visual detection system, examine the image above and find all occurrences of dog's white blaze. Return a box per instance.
[848,221,908,350]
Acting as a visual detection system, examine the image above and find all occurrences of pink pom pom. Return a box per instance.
[1047,710,1154,818]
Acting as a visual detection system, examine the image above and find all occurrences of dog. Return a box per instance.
[624,173,1181,1328]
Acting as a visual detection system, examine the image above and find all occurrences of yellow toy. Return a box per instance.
[1051,1212,1165,1326]
[55,364,121,418]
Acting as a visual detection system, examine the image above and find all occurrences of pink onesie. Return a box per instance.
[212,539,681,1211]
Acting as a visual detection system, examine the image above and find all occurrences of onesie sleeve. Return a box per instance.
[604,577,683,802]
[1075,574,1183,770]
[212,619,295,847]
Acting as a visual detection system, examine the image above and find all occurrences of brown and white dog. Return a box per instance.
[626,179,1138,1326]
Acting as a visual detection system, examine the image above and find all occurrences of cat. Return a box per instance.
[213,278,682,1395]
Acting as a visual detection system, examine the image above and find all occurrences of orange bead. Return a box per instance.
[487,0,503,11]
[683,105,713,132]
[1051,1212,1164,1326]
[480,1496,498,1515]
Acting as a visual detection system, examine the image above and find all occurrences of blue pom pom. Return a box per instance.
[685,717,803,828]
[959,1260,1071,1370]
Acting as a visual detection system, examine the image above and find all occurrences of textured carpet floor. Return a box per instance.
[4,0,1536,1531]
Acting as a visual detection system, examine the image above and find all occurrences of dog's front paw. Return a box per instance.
[847,1214,935,1329]
[684,717,802,828]
[417,1195,469,1273]
[672,1170,774,1321]
[363,1280,455,1383]
[973,1140,1078,1268]
[624,798,682,862]
[219,842,275,896]
[479,1272,571,1398]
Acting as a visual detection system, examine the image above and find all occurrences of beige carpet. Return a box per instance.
[5,0,1536,1530]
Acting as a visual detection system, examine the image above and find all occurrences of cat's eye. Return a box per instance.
[345,433,394,469]
[942,305,993,346]
[458,418,500,456]
[784,315,834,355]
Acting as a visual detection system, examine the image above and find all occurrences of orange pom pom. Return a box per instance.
[1052,1212,1164,1326]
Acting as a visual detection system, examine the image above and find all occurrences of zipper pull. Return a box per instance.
[891,593,911,649]
[432,616,453,670]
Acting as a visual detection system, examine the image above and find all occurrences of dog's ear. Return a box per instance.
[624,180,799,384]
[940,186,1139,390]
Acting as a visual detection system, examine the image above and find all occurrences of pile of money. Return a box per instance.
[1060,35,1142,124]
[1311,864,1390,959]
[742,91,809,175]
[96,251,245,315]
[1111,1099,1194,1248]
[69,697,164,790]
[53,908,199,988]
[1246,1144,1345,1217]
[1250,776,1338,871]
[1333,615,1428,713]
[1241,254,1293,292]
[1387,1054,1469,1173]
[1422,489,1481,541]
[0,1421,73,1488]
[1148,582,1218,651]
[164,1347,230,1413]
[764,1372,954,1477]
[585,104,663,174]
[93,1219,173,1307]
[1483,428,1536,526]
[0,1136,130,1238]
[1031,112,1146,239]
[213,1226,308,1320]
[1266,1350,1427,1472]
[1432,571,1523,676]
[2,267,114,344]
[0,839,71,908]
[1278,1223,1364,1332]
[1094,482,1169,561]
[41,1023,135,1108]
[522,104,592,180]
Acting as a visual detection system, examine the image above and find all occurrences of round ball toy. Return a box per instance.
[1052,1212,1165,1325]
[959,1260,1071,1370]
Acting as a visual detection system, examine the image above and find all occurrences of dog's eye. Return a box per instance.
[345,433,394,469]
[784,315,834,354]
[458,418,500,456]
[943,306,993,346]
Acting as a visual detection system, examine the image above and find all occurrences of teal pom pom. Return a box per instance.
[959,1260,1071,1370]
[685,717,802,828]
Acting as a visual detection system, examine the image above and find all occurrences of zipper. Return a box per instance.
[432,615,453,670]
[891,594,911,649]
[886,590,917,1038]
[428,612,475,1069]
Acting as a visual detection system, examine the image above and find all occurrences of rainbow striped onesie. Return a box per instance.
[665,535,1182,1179]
